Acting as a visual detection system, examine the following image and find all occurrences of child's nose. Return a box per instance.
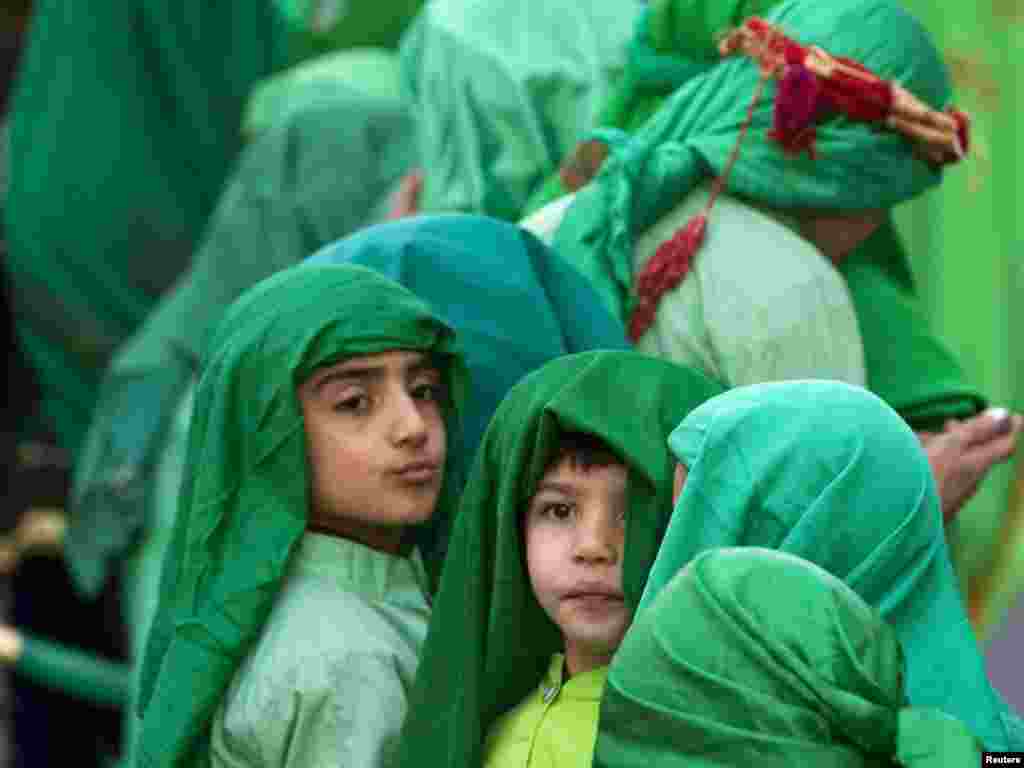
[573,516,619,564]
[391,392,429,445]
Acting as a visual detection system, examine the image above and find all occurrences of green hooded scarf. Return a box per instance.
[599,547,982,767]
[133,263,467,768]
[547,0,983,429]
[395,350,725,768]
[642,380,1019,752]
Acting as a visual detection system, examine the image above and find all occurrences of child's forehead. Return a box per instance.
[301,349,438,388]
[536,455,628,488]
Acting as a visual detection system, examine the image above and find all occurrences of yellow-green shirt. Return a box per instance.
[483,654,608,768]
[210,532,431,768]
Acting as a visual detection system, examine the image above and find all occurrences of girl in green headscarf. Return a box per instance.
[639,379,1022,752]
[599,547,982,767]
[133,262,468,768]
[395,350,725,768]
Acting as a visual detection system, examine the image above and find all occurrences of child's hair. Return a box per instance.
[547,430,623,473]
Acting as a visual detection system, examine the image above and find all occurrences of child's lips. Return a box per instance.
[391,460,441,484]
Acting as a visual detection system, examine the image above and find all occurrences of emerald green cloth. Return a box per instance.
[398,0,641,220]
[134,263,468,768]
[277,0,422,65]
[68,73,416,600]
[548,0,983,429]
[396,350,725,768]
[644,380,1017,751]
[16,633,131,711]
[3,0,288,457]
[598,547,982,767]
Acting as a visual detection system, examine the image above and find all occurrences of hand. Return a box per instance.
[0,625,22,665]
[0,507,67,577]
[918,408,1023,524]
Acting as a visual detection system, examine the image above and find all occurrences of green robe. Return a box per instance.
[134,263,468,768]
[396,350,725,768]
[598,547,982,767]
[644,380,1020,751]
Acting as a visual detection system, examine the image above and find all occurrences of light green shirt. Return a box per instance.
[521,186,866,389]
[483,654,608,768]
[210,532,431,768]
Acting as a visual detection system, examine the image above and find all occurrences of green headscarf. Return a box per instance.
[399,0,642,220]
[598,547,982,767]
[549,0,983,428]
[395,350,725,768]
[644,380,1017,751]
[133,264,467,768]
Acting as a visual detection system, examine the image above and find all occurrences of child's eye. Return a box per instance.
[334,394,369,413]
[411,382,443,402]
[540,503,574,521]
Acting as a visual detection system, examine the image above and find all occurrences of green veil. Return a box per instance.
[644,380,1018,750]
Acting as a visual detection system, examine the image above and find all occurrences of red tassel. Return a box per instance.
[629,214,707,341]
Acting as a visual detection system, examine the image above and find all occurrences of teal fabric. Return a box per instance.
[307,214,631,467]
[4,0,288,457]
[68,79,416,599]
[399,0,641,220]
[644,380,1017,751]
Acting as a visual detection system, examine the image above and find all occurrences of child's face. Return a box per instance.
[524,457,630,676]
[298,349,447,550]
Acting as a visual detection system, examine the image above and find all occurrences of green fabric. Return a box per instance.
[549,0,983,429]
[68,73,415,600]
[483,655,606,768]
[134,263,467,768]
[209,533,431,768]
[277,0,422,64]
[3,0,288,457]
[644,380,1017,751]
[15,633,132,711]
[598,547,982,767]
[243,47,404,140]
[396,350,725,768]
[522,183,867,389]
[398,0,641,220]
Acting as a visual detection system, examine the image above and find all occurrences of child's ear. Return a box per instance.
[672,463,689,506]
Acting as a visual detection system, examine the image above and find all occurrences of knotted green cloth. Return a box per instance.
[134,264,467,768]
[395,350,724,768]
[68,63,416,600]
[548,0,983,429]
[643,380,1018,751]
[598,547,982,767]
[399,0,642,220]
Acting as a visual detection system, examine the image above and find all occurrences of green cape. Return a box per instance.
[547,0,983,428]
[134,263,467,768]
[599,547,981,767]
[4,0,288,456]
[68,66,416,600]
[396,350,724,768]
[644,380,1017,751]
[398,0,641,220]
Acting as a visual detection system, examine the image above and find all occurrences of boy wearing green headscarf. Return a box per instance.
[599,547,982,767]
[396,350,724,768]
[133,263,468,768]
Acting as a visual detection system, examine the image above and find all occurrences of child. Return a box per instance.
[396,350,725,768]
[635,380,1023,752]
[598,546,982,767]
[133,261,468,768]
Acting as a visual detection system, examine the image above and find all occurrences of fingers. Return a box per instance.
[954,408,1022,450]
